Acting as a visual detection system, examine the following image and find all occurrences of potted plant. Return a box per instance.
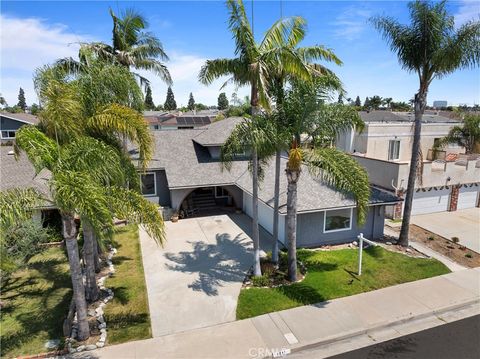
[171,212,179,223]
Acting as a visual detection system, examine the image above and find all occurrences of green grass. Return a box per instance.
[237,247,450,319]
[104,225,152,344]
[0,247,72,358]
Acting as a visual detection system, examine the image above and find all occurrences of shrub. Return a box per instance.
[465,253,473,258]
[252,275,270,287]
[428,236,435,241]
[451,237,460,244]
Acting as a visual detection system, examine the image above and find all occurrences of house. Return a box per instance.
[131,117,401,248]
[336,111,480,217]
[0,112,39,144]
[144,110,215,131]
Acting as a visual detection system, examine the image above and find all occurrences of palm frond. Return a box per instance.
[0,188,45,233]
[198,58,247,86]
[14,126,59,173]
[304,148,370,225]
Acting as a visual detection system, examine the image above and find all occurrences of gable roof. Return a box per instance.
[1,112,39,125]
[192,117,244,146]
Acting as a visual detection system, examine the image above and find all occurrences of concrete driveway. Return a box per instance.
[139,214,270,337]
[412,208,480,253]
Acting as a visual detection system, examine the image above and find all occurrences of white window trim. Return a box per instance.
[388,140,401,161]
[1,130,17,139]
[215,186,229,198]
[140,172,157,197]
[323,208,353,233]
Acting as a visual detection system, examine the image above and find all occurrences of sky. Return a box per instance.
[1,0,479,108]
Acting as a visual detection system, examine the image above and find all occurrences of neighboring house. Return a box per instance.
[144,110,215,131]
[0,112,39,144]
[336,111,480,217]
[131,117,401,248]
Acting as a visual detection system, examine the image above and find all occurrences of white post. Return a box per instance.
[358,233,364,276]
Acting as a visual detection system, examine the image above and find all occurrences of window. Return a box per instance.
[140,173,156,196]
[388,140,400,160]
[215,187,229,198]
[324,208,352,233]
[1,130,16,139]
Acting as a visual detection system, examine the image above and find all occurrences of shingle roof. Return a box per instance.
[192,117,244,146]
[1,112,39,125]
[235,156,400,214]
[0,146,51,198]
[359,111,459,124]
[130,117,401,211]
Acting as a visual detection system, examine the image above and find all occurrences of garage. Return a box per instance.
[411,187,450,215]
[457,185,479,210]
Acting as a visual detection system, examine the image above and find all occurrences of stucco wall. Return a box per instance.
[170,188,193,210]
[296,206,385,248]
[223,185,243,208]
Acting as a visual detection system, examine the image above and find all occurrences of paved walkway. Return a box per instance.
[81,268,479,359]
[139,214,255,337]
[384,226,467,272]
[412,208,480,253]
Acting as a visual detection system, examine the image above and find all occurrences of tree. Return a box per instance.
[369,95,383,110]
[437,113,480,154]
[188,92,195,110]
[17,88,26,111]
[391,101,411,112]
[144,85,155,110]
[355,96,361,107]
[364,96,370,109]
[155,104,164,111]
[30,103,40,115]
[218,92,229,110]
[337,94,343,104]
[383,97,393,109]
[64,8,171,89]
[0,94,7,107]
[164,86,177,110]
[371,0,480,246]
[279,80,368,281]
[199,0,314,276]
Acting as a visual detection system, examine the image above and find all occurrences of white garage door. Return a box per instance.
[457,186,479,210]
[412,188,450,215]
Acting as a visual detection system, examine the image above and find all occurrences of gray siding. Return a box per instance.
[156,170,171,207]
[295,206,385,248]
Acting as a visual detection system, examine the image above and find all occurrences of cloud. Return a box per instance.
[0,14,90,105]
[331,6,372,41]
[140,51,249,107]
[454,0,480,27]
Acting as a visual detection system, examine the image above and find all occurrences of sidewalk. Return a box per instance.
[80,268,479,359]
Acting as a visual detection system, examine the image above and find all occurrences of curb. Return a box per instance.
[283,297,480,357]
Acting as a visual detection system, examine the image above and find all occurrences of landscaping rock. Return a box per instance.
[353,241,358,246]
[77,345,86,352]
[96,342,105,348]
[95,308,104,317]
[86,344,97,351]
[406,248,412,253]
[100,328,107,334]
[69,347,76,354]
[97,315,105,323]
[386,241,392,245]
[88,309,96,316]
[98,322,106,329]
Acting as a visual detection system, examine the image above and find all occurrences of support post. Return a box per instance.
[358,233,364,275]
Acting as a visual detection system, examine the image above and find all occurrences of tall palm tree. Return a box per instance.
[436,113,480,154]
[62,8,171,88]
[281,80,369,281]
[13,127,165,340]
[371,0,480,246]
[199,0,312,275]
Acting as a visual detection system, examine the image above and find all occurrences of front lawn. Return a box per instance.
[0,247,72,358]
[103,225,152,344]
[237,246,450,319]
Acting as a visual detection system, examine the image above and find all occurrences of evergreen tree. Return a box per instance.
[337,94,343,104]
[364,96,370,109]
[355,96,361,107]
[164,86,177,110]
[17,88,26,111]
[217,92,229,110]
[188,92,195,110]
[144,86,155,110]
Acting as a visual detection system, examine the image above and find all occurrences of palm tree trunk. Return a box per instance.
[398,90,427,246]
[83,219,100,302]
[252,150,262,277]
[93,237,102,273]
[271,149,281,264]
[286,168,300,282]
[62,213,90,340]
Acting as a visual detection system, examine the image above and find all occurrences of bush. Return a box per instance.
[428,236,435,241]
[451,237,460,244]
[252,275,270,287]
[465,253,473,258]
[1,220,54,276]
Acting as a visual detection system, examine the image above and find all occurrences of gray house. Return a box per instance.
[0,112,39,144]
[132,117,401,248]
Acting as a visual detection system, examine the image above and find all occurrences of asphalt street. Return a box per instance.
[326,315,480,359]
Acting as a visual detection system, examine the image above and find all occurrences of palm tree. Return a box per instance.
[58,8,171,89]
[199,0,312,275]
[281,80,369,281]
[371,0,480,246]
[13,127,165,340]
[436,113,480,154]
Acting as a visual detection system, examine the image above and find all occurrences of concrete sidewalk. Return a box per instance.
[79,268,479,359]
